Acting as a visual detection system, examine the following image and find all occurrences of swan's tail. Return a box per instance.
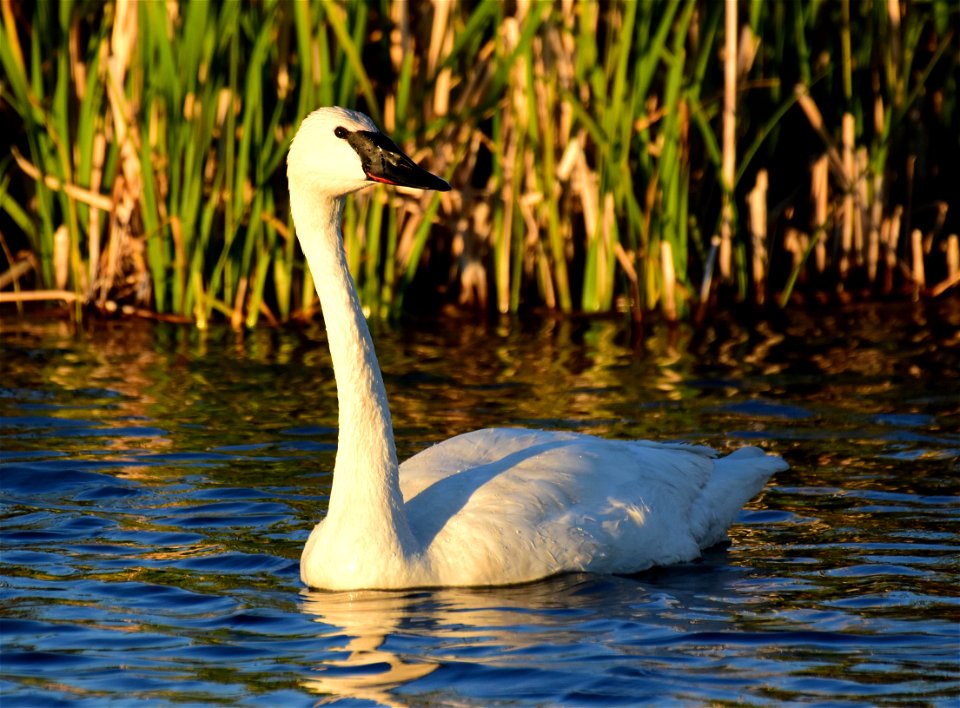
[691,446,788,549]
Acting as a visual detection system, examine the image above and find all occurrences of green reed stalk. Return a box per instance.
[363,192,386,318]
[583,1,640,314]
[320,0,378,125]
[539,82,572,313]
[2,3,59,289]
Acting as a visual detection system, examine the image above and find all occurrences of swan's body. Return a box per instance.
[290,107,788,590]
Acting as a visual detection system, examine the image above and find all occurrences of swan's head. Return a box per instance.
[287,107,450,197]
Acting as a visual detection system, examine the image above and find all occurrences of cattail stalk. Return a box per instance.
[948,235,959,280]
[719,0,737,281]
[661,240,677,322]
[840,112,855,278]
[748,169,768,304]
[811,155,829,273]
[910,228,925,290]
[883,205,903,293]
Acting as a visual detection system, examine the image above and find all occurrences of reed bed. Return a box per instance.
[1,0,957,327]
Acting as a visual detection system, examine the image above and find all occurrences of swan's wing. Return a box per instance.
[398,428,780,582]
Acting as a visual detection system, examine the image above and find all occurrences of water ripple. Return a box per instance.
[2,311,958,706]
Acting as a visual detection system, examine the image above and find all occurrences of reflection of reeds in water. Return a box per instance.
[1,0,956,326]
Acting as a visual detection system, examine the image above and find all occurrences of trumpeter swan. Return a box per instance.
[290,107,788,590]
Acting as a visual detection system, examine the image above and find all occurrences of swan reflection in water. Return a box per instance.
[299,581,583,705]
[300,589,439,705]
[298,579,613,705]
[298,566,752,705]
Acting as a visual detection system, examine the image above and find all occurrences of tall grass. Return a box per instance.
[1,0,957,327]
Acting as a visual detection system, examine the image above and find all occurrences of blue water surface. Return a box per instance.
[2,303,958,706]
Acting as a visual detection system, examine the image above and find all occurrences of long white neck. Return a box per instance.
[291,186,415,557]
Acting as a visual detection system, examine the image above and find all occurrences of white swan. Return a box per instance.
[290,107,788,590]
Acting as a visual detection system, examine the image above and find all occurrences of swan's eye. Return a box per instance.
[334,126,349,139]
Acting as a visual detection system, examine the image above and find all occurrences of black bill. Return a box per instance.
[341,128,451,192]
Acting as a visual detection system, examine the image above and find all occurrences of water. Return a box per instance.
[2,302,958,706]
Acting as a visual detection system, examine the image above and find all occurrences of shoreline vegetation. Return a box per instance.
[1,0,957,329]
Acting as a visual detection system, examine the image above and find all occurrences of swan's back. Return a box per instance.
[396,429,786,586]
